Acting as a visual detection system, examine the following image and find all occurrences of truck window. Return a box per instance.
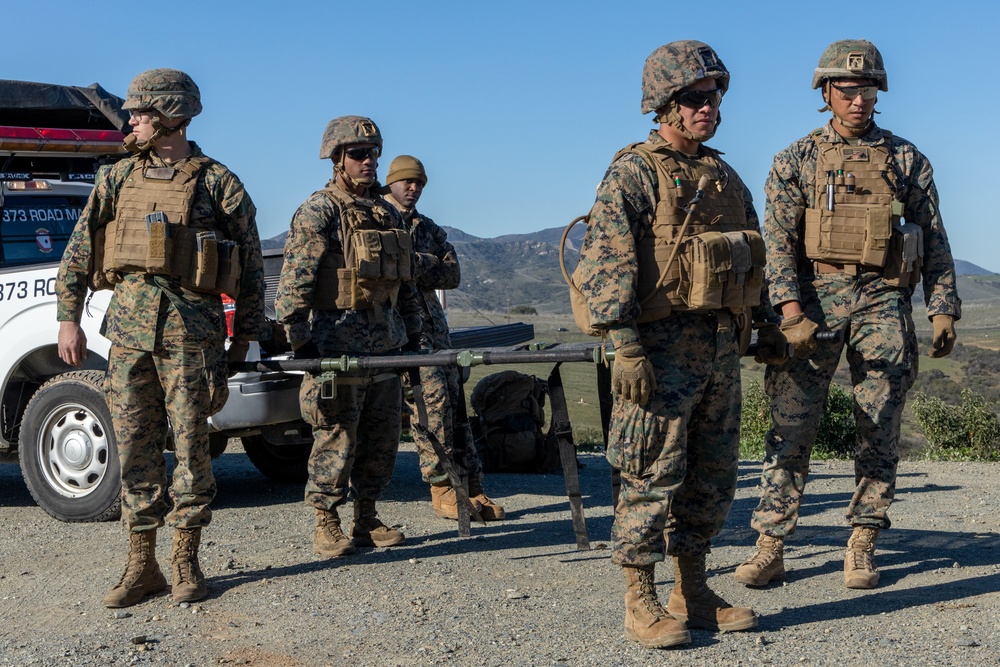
[0,195,86,267]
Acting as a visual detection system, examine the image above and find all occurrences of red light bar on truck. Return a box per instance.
[0,125,126,154]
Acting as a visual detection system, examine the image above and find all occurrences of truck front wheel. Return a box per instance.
[19,370,121,522]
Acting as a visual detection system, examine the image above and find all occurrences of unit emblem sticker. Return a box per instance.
[841,147,870,162]
[36,228,53,253]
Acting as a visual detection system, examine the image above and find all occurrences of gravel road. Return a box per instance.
[1,442,998,667]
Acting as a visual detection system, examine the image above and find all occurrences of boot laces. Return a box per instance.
[119,534,152,587]
[637,568,670,619]
[742,537,782,570]
[320,514,348,541]
[847,529,877,571]
[173,532,202,584]
[681,556,729,608]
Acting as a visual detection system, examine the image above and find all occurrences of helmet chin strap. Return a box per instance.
[335,150,376,189]
[124,117,190,154]
[655,99,719,143]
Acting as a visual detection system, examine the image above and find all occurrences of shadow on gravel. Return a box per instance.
[763,530,1000,630]
[0,461,34,509]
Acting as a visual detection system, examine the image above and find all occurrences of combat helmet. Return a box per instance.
[812,39,888,92]
[319,116,383,160]
[641,40,729,115]
[122,68,202,120]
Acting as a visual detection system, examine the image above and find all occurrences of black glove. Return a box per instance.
[292,340,321,360]
[753,323,790,365]
[402,333,425,353]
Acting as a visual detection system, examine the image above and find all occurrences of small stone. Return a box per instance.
[180,602,190,609]
[956,639,979,647]
[953,562,961,569]
[409,558,421,564]
[113,611,132,619]
[505,589,527,600]
[130,636,146,645]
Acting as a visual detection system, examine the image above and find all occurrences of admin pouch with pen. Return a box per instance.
[562,140,764,336]
[312,186,412,311]
[803,131,921,286]
[93,156,242,296]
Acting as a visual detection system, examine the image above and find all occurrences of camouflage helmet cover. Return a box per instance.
[121,68,202,120]
[812,39,888,91]
[319,115,383,159]
[641,40,730,115]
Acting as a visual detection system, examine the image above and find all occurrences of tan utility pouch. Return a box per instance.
[314,253,359,311]
[88,226,115,291]
[804,204,893,267]
[883,222,923,288]
[191,231,219,292]
[681,230,765,311]
[351,228,409,308]
[860,208,892,267]
[145,215,172,275]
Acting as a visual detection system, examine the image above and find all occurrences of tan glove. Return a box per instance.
[780,314,819,358]
[612,342,655,406]
[753,323,789,365]
[930,314,956,358]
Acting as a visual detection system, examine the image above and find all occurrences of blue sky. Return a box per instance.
[8,0,999,271]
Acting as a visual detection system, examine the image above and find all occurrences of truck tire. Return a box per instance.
[19,370,121,522]
[241,435,311,484]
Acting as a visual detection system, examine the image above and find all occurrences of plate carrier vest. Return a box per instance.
[804,131,923,286]
[569,141,765,333]
[96,155,241,296]
[313,185,412,311]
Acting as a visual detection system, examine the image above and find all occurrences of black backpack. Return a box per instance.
[470,370,559,474]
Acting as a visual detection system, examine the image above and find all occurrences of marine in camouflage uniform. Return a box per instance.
[383,155,505,522]
[734,40,961,591]
[57,69,265,608]
[276,117,422,558]
[574,41,780,649]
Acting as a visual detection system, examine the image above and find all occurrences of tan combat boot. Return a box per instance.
[734,534,785,586]
[430,481,482,520]
[103,530,168,608]
[171,527,208,603]
[844,526,880,589]
[313,508,356,558]
[667,554,758,633]
[351,499,405,547]
[468,477,505,521]
[623,565,691,648]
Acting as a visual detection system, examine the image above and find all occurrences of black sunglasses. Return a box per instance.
[344,146,380,161]
[675,89,723,109]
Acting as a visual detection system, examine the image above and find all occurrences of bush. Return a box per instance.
[911,389,1000,461]
[510,305,538,315]
[740,380,857,460]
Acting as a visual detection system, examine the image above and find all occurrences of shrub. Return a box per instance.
[911,389,1000,461]
[740,380,857,460]
[510,305,538,315]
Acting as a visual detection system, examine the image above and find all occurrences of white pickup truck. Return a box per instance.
[0,80,310,522]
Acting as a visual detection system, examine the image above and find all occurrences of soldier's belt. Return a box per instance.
[813,261,878,275]
[317,371,398,400]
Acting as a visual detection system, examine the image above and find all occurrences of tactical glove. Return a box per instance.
[753,323,789,365]
[292,340,322,360]
[402,332,428,353]
[930,314,956,358]
[612,342,655,406]
[780,314,819,358]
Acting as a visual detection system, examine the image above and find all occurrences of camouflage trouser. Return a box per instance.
[404,363,483,485]
[608,312,742,567]
[301,369,402,510]
[752,273,918,536]
[105,339,228,531]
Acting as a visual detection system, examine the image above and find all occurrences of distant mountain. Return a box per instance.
[955,260,997,276]
[262,224,995,313]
